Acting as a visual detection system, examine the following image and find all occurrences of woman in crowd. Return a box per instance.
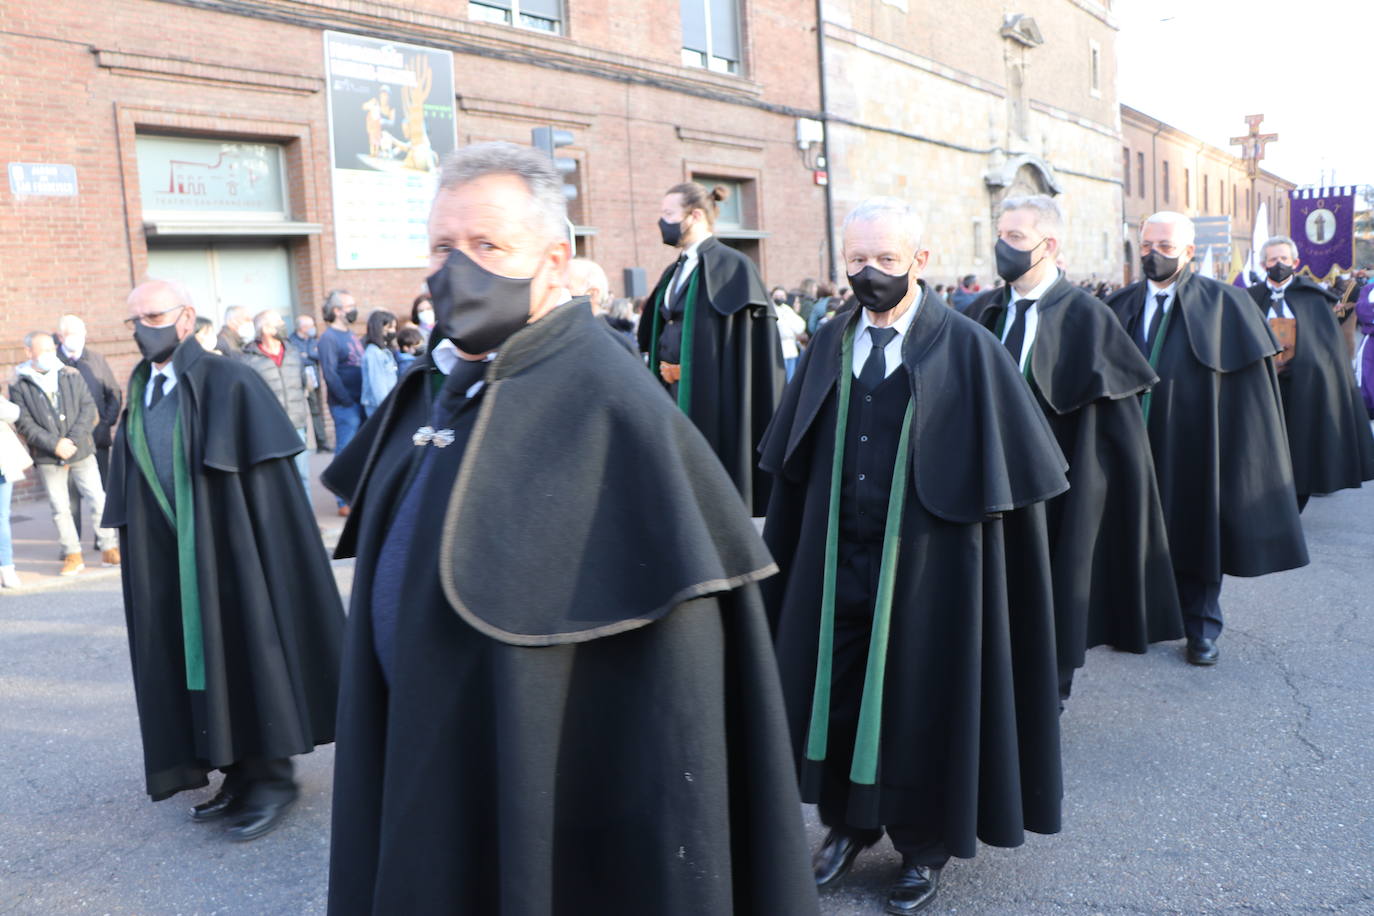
[360,309,398,418]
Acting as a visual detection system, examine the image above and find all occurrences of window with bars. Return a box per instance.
[1137,152,1145,197]
[470,0,563,34]
[681,0,742,75]
[1123,147,1130,192]
[1162,161,1170,203]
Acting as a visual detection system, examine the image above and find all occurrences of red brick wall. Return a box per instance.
[1,0,827,391]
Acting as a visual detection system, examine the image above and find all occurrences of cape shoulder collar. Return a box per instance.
[1111,270,1277,373]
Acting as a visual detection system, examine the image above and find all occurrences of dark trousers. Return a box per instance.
[306,386,330,451]
[221,757,297,806]
[815,542,951,870]
[1297,493,1310,513]
[1175,572,1223,641]
[69,446,110,543]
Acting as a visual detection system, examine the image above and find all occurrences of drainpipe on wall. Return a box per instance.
[815,0,838,284]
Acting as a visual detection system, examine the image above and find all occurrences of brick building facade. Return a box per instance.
[1121,105,1296,283]
[0,0,829,381]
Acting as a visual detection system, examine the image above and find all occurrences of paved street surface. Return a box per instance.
[2,484,1372,914]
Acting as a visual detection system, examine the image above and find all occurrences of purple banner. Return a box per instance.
[1289,186,1356,281]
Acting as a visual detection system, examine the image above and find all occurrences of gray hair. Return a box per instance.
[567,257,610,303]
[57,314,87,337]
[842,197,925,251]
[999,194,1064,240]
[1141,211,1196,248]
[605,296,636,323]
[1261,235,1299,261]
[23,331,53,350]
[253,309,284,337]
[222,305,248,327]
[437,141,568,243]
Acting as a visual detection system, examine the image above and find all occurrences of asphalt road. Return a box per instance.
[2,492,1372,915]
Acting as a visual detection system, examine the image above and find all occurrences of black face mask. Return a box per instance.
[1266,262,1295,284]
[1141,251,1181,284]
[344,308,359,324]
[133,322,180,364]
[426,248,536,354]
[658,218,682,247]
[848,264,911,313]
[994,237,1045,284]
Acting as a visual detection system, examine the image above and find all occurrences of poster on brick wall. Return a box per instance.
[323,31,456,270]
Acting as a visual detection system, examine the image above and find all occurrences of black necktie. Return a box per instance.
[1140,293,1167,355]
[434,358,488,423]
[859,326,898,390]
[149,374,166,410]
[664,254,688,315]
[1270,292,1286,318]
[1003,299,1034,364]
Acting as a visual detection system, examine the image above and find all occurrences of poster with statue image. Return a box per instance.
[324,31,456,270]
[1289,186,1356,283]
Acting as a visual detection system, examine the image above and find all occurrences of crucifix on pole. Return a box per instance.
[1230,114,1278,179]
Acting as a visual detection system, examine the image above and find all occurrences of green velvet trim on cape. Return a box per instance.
[646,264,703,414]
[127,367,204,691]
[804,323,915,787]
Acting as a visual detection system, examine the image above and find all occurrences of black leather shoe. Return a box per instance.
[812,830,866,887]
[885,863,941,914]
[225,796,295,842]
[1187,637,1219,666]
[189,788,240,822]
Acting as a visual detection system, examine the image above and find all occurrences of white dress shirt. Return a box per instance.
[1000,270,1061,370]
[852,285,923,378]
[1266,278,1294,320]
[145,361,178,407]
[671,236,709,299]
[430,339,493,399]
[1141,278,1178,337]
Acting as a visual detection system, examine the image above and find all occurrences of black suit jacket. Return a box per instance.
[58,346,122,449]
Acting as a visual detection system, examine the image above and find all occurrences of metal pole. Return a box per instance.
[815,0,838,284]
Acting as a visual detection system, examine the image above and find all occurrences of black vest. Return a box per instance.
[839,365,911,546]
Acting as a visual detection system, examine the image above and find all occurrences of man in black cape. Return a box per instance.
[1106,212,1308,667]
[761,197,1069,914]
[1246,235,1374,510]
[638,180,784,514]
[964,195,1182,705]
[323,143,819,916]
[103,279,345,841]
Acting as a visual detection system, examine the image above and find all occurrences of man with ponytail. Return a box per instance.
[640,181,783,514]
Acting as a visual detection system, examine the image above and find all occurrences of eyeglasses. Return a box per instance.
[123,305,187,330]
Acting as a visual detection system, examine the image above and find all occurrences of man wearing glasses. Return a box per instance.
[102,279,345,841]
[1106,212,1308,667]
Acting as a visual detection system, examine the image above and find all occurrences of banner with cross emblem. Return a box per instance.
[1289,186,1356,283]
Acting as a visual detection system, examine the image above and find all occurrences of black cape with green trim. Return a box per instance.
[965,277,1183,672]
[1106,270,1309,580]
[759,289,1069,857]
[323,302,819,915]
[102,336,344,801]
[1246,277,1374,498]
[637,236,783,514]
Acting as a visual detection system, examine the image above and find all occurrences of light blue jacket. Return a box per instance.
[361,343,398,417]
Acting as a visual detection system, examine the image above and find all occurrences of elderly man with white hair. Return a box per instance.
[322,141,820,916]
[965,195,1182,707]
[1106,212,1308,667]
[1245,235,1374,510]
[566,256,610,313]
[102,278,344,842]
[760,196,1069,914]
[55,313,124,548]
